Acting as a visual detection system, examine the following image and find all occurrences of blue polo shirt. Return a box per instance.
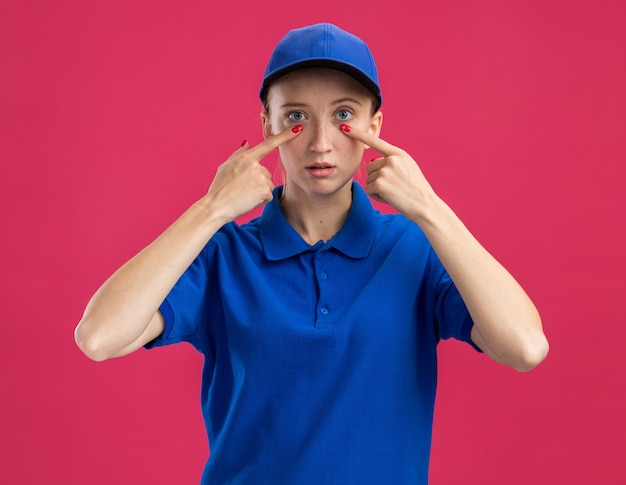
[149,182,477,484]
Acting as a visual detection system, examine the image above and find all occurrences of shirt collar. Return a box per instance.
[258,182,378,261]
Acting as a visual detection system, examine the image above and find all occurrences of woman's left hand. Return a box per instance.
[341,124,548,373]
[341,124,435,220]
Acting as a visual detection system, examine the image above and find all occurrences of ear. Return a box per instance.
[362,110,383,149]
[261,111,273,140]
[369,110,383,138]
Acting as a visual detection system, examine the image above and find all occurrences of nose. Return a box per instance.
[308,121,332,153]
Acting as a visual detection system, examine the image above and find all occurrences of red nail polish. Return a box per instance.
[291,125,303,134]
[340,124,351,133]
[240,139,248,147]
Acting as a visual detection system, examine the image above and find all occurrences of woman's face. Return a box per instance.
[263,67,382,199]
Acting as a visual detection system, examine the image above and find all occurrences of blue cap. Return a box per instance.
[260,23,382,109]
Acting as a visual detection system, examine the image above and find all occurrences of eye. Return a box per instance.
[287,111,306,122]
[335,109,353,121]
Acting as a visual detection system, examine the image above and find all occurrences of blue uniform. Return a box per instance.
[148,182,478,484]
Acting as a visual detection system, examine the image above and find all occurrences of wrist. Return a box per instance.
[404,190,444,227]
[190,194,232,231]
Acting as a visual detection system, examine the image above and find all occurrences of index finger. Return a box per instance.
[340,124,401,157]
[245,126,303,161]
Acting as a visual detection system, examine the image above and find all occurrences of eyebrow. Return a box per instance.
[279,97,364,110]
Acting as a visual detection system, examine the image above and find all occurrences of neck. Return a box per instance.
[280,182,353,245]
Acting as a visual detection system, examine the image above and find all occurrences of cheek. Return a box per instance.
[340,132,367,153]
[352,117,375,135]
[277,140,300,164]
[265,112,288,136]
[272,117,289,132]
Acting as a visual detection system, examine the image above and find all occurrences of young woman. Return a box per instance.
[75,23,548,484]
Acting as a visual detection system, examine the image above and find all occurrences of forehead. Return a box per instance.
[266,67,373,106]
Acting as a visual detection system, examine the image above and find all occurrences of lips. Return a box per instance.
[305,162,336,177]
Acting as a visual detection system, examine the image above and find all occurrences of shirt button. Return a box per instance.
[320,308,329,315]
[321,272,328,280]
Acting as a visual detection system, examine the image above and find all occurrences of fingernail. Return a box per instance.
[291,125,303,134]
[240,139,248,147]
[340,124,351,133]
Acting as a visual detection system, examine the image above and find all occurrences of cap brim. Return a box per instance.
[260,59,382,108]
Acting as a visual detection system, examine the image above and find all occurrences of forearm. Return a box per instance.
[75,196,228,361]
[338,125,548,370]
[409,195,548,371]
[74,128,299,361]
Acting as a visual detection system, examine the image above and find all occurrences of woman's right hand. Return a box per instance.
[203,126,303,223]
[75,126,302,361]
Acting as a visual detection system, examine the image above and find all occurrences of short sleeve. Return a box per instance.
[430,251,482,352]
[144,244,213,354]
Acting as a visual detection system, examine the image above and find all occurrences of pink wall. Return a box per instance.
[2,0,625,483]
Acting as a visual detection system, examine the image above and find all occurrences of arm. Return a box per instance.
[341,124,548,372]
[75,128,302,361]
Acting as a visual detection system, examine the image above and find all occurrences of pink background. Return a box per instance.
[2,0,625,483]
